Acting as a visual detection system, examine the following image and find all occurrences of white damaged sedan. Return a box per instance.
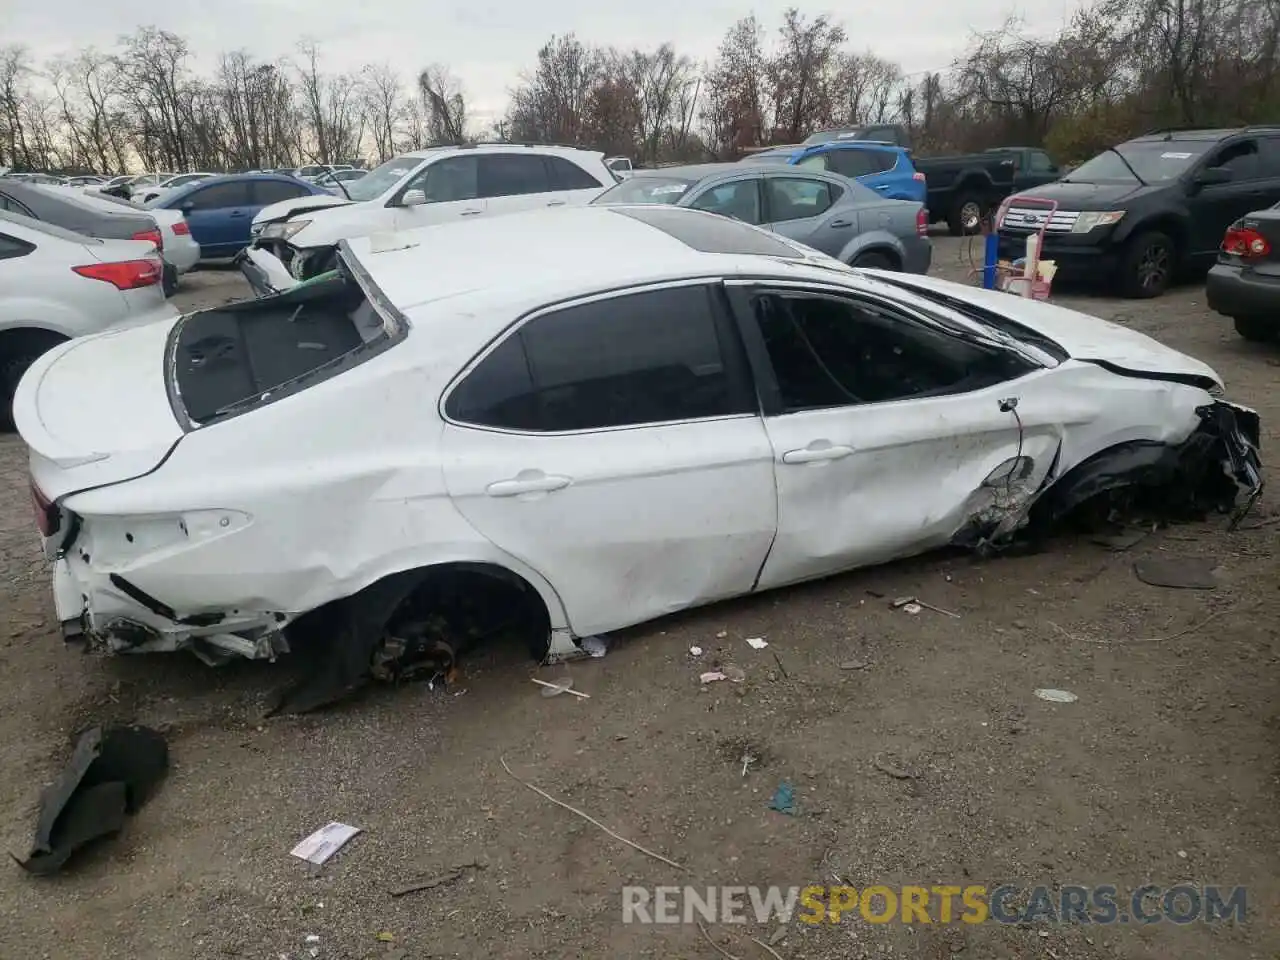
[16,205,1262,710]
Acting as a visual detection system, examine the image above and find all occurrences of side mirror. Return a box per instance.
[1193,167,1232,187]
[180,200,195,213]
[401,188,426,207]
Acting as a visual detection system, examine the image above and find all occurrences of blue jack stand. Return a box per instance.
[981,230,999,290]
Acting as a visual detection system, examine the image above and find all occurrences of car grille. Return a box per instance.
[1001,207,1079,234]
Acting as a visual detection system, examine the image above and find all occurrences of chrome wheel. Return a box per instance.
[960,201,982,231]
[1136,243,1171,292]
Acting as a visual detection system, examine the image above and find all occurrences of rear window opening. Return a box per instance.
[167,265,403,427]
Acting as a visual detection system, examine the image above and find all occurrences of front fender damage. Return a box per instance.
[952,400,1263,553]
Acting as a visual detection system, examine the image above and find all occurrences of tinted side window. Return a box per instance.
[448,286,750,431]
[184,183,254,210]
[1029,151,1056,173]
[688,180,763,224]
[253,180,311,205]
[766,178,838,222]
[752,291,1029,411]
[1208,139,1261,180]
[413,156,478,202]
[0,192,33,217]
[827,151,880,178]
[478,154,551,198]
[546,156,603,190]
[0,233,33,259]
[1257,138,1280,178]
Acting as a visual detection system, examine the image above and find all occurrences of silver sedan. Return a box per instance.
[591,163,930,273]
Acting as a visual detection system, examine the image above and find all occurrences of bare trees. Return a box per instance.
[7,1,1280,176]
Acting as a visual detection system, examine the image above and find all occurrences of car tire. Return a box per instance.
[1118,230,1175,299]
[947,194,984,236]
[1233,316,1276,342]
[851,251,897,270]
[1,332,66,432]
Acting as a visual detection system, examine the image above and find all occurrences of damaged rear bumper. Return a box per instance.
[53,556,290,665]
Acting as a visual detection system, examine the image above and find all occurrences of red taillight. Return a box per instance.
[31,480,59,537]
[1222,225,1271,258]
[72,258,163,290]
[132,227,163,251]
[912,171,926,182]
[171,220,190,236]
[915,207,928,237]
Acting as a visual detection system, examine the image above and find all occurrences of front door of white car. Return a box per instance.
[440,282,778,638]
[391,155,487,231]
[726,281,1061,591]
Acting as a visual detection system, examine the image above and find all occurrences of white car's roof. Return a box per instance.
[343,205,846,322]
[397,143,606,162]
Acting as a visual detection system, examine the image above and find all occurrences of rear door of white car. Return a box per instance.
[544,154,611,205]
[476,153,565,215]
[440,281,778,638]
[725,279,1060,590]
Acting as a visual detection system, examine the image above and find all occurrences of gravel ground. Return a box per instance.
[0,239,1277,960]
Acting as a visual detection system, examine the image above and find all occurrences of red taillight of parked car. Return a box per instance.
[132,227,164,251]
[72,257,164,290]
[916,207,928,237]
[171,220,191,236]
[31,480,59,538]
[1222,225,1272,259]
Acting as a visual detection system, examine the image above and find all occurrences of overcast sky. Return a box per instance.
[4,0,1082,129]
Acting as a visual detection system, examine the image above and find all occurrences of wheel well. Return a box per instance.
[0,326,68,364]
[1126,216,1186,260]
[951,176,990,201]
[850,246,901,268]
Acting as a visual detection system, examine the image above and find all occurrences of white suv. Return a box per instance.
[241,144,616,290]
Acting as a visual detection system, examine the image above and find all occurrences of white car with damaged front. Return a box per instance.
[17,205,1261,712]
[239,144,616,291]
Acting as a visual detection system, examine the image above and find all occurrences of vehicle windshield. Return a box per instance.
[342,155,423,202]
[804,127,864,145]
[1066,140,1214,183]
[592,176,695,204]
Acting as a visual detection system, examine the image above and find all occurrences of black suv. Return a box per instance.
[995,126,1280,298]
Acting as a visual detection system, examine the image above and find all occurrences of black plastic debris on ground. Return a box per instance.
[16,725,168,875]
[1133,557,1219,590]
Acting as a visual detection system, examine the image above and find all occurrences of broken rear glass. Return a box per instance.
[167,264,404,427]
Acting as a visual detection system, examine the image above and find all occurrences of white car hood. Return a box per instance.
[869,271,1221,385]
[253,193,353,226]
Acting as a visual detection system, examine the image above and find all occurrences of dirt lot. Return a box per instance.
[1,240,1277,960]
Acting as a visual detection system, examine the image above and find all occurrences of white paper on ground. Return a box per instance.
[745,637,769,649]
[291,822,363,865]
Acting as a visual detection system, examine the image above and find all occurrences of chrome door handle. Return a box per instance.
[875,184,891,191]
[781,444,854,464]
[546,200,567,207]
[461,209,484,216]
[486,471,572,497]
[829,218,852,228]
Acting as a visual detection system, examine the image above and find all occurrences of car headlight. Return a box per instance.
[1071,211,1125,233]
[260,219,312,240]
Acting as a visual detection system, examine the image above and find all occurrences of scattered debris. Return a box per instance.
[769,782,796,815]
[376,931,396,942]
[873,757,915,780]
[771,651,789,679]
[1091,527,1151,551]
[753,934,787,960]
[689,645,704,657]
[390,860,486,897]
[716,630,728,639]
[580,635,609,658]
[18,725,168,875]
[840,660,869,671]
[701,671,729,684]
[892,595,960,618]
[697,920,742,960]
[291,822,363,866]
[740,750,755,777]
[746,637,769,650]
[500,756,684,870]
[1048,600,1253,646]
[723,664,746,682]
[1133,557,1219,590]
[1034,688,1079,704]
[533,677,590,699]
[305,935,321,944]
[1177,850,1188,859]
